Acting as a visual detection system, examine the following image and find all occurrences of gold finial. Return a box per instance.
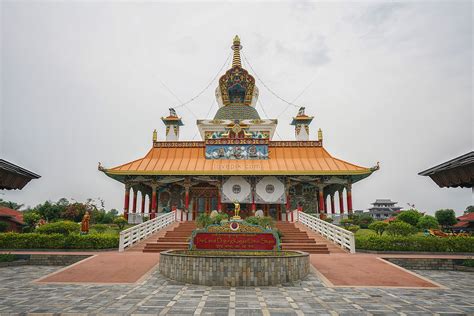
[318,128,323,142]
[232,35,242,67]
[233,35,240,44]
[153,129,157,142]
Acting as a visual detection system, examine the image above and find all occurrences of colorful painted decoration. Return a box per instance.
[205,144,268,160]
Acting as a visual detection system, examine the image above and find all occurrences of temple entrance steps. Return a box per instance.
[142,222,197,253]
[276,222,329,254]
[276,222,348,254]
[293,222,347,254]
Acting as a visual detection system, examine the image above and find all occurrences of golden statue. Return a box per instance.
[232,200,241,220]
[81,211,90,234]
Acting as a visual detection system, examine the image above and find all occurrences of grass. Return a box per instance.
[89,224,135,235]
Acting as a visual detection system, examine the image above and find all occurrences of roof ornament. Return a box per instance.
[232,35,242,67]
[169,108,177,117]
[298,107,306,117]
[153,129,157,142]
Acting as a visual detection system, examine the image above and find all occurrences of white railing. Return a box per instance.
[297,211,356,253]
[119,212,175,252]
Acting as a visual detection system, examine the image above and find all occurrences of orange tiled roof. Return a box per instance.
[104,142,372,176]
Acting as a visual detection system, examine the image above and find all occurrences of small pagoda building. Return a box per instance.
[99,36,379,222]
[368,199,402,219]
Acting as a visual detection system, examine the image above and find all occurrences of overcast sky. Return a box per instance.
[1,1,472,215]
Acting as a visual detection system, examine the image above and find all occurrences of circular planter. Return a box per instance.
[159,250,309,286]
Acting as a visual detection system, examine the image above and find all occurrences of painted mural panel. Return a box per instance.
[205,144,268,160]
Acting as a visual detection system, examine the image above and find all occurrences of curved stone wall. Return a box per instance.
[159,251,309,286]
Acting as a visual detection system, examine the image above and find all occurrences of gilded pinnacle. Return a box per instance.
[232,35,242,67]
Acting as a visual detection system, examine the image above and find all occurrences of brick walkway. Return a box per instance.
[0,265,473,315]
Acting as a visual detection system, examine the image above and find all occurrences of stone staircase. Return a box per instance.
[277,222,331,254]
[136,221,344,254]
[142,221,197,253]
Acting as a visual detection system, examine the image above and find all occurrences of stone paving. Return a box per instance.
[0,266,473,315]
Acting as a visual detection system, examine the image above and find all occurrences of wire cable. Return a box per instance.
[174,52,231,109]
[242,51,300,109]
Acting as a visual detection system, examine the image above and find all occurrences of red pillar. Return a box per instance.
[347,185,353,214]
[318,190,325,214]
[251,190,256,213]
[184,186,190,211]
[132,189,137,213]
[141,192,145,214]
[151,186,157,219]
[217,191,222,212]
[123,185,130,220]
[330,194,335,214]
[339,190,344,214]
[148,195,152,214]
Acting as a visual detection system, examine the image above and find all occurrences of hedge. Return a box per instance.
[356,235,474,252]
[0,233,119,249]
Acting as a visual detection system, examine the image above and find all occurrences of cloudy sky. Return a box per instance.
[1,1,472,215]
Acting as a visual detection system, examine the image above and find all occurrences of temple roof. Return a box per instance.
[214,104,260,120]
[0,159,41,190]
[102,142,374,181]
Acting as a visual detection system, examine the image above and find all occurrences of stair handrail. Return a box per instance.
[297,211,356,253]
[119,212,175,252]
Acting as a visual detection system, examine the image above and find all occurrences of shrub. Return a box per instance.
[417,215,439,230]
[196,214,214,228]
[323,217,333,223]
[346,225,360,233]
[340,219,353,228]
[462,259,474,267]
[351,214,374,228]
[368,221,389,235]
[356,235,474,252]
[245,216,275,229]
[397,209,423,226]
[0,232,119,249]
[90,224,108,233]
[0,221,8,232]
[113,216,128,230]
[0,253,15,262]
[435,209,457,228]
[385,221,417,236]
[22,211,41,228]
[35,221,79,235]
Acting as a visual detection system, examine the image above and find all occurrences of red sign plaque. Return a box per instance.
[193,233,277,250]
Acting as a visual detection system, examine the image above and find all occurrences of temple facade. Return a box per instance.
[99,36,379,222]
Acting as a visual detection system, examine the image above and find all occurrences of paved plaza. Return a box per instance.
[0,265,473,315]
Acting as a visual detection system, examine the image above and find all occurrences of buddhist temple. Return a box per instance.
[99,36,379,222]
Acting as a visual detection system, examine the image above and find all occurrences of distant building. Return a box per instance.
[452,213,474,232]
[368,199,402,219]
[0,207,25,232]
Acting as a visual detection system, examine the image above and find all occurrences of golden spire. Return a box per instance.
[232,35,242,67]
[153,129,157,142]
[318,128,323,142]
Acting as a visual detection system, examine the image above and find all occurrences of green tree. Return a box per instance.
[0,199,24,210]
[34,201,65,221]
[113,216,128,230]
[351,213,374,228]
[22,211,41,228]
[397,209,423,226]
[368,221,389,235]
[385,221,417,236]
[435,209,457,229]
[417,215,439,230]
[465,206,474,214]
[339,219,353,228]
